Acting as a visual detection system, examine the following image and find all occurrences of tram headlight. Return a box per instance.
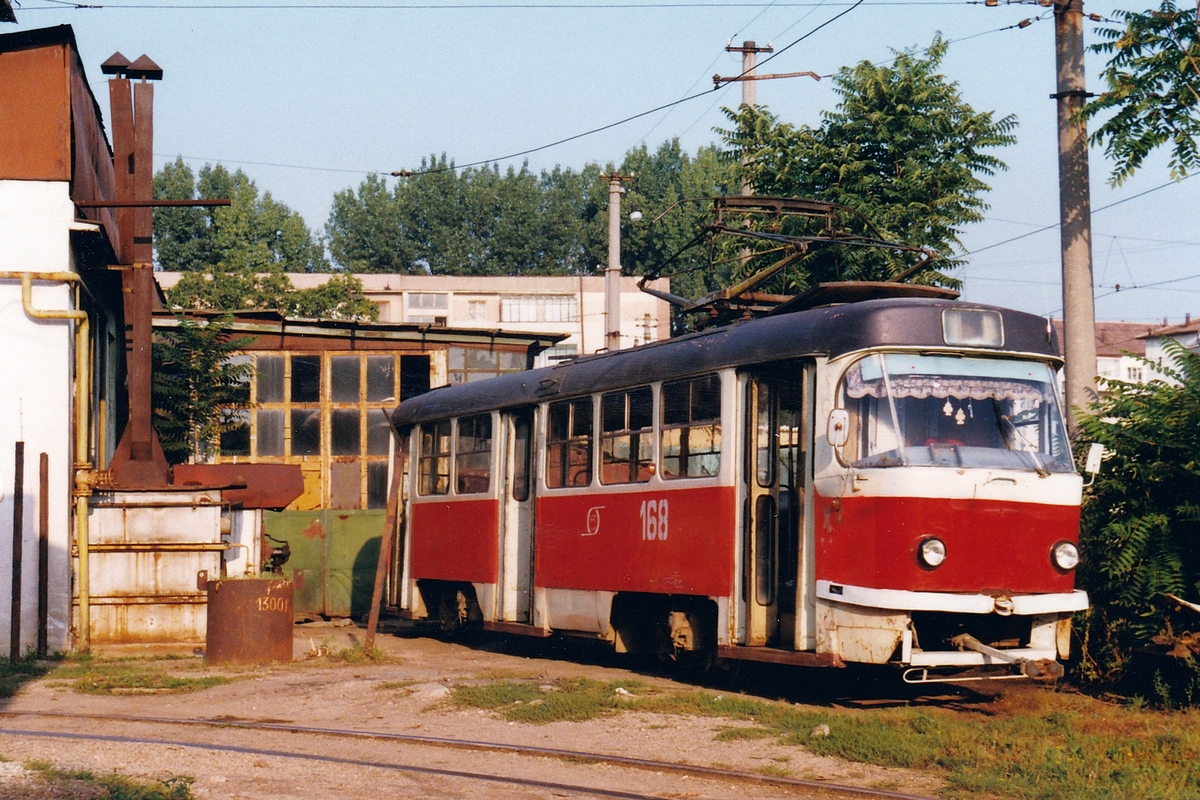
[1052,541,1080,571]
[918,537,947,569]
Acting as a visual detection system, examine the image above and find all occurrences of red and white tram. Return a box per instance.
[390,291,1087,681]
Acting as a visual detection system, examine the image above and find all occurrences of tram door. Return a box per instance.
[498,408,536,623]
[742,373,805,649]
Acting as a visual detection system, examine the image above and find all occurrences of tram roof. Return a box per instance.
[392,297,1060,427]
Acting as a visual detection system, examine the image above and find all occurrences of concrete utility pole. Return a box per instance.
[725,41,774,112]
[1054,0,1098,430]
[725,41,773,197]
[602,173,634,351]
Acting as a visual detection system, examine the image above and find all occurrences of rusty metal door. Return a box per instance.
[265,509,382,618]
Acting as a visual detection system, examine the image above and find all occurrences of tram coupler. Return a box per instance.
[948,633,1064,681]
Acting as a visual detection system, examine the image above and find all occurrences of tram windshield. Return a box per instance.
[840,353,1073,472]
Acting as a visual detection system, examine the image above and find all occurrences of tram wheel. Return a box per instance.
[437,588,469,637]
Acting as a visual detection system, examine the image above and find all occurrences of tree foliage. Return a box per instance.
[325,142,736,331]
[1075,340,1200,699]
[155,159,377,320]
[327,158,597,276]
[166,271,379,321]
[1084,1,1200,185]
[151,314,254,465]
[718,37,1017,291]
[154,158,328,273]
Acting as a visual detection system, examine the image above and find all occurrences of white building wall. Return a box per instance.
[0,180,78,655]
[1145,332,1200,385]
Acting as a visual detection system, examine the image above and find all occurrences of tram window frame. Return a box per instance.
[546,397,594,488]
[455,413,493,494]
[417,420,451,496]
[600,387,654,485]
[661,374,722,480]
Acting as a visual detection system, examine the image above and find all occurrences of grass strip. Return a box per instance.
[452,677,1200,800]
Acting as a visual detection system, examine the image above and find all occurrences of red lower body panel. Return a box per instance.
[814,492,1078,594]
[536,486,735,596]
[410,499,499,584]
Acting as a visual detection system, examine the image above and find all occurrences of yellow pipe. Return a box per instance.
[0,272,93,652]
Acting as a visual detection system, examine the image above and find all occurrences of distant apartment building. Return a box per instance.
[1143,315,1200,379]
[157,272,673,367]
[1054,319,1170,386]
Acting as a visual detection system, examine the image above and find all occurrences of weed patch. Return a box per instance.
[0,657,54,698]
[452,677,648,723]
[24,759,195,799]
[45,656,230,695]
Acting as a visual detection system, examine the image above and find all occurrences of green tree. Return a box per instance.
[154,158,329,273]
[325,142,734,296]
[1083,1,1200,185]
[328,156,594,276]
[719,37,1017,290]
[151,314,254,464]
[1075,340,1200,699]
[166,271,379,321]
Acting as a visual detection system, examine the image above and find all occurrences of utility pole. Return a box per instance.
[601,173,634,351]
[723,41,773,199]
[1054,0,1097,431]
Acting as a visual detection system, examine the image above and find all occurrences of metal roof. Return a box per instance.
[392,297,1061,427]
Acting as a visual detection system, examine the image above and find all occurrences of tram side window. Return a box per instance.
[661,374,722,479]
[418,420,451,495]
[547,398,593,488]
[456,414,493,494]
[601,387,654,485]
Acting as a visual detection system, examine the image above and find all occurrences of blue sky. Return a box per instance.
[10,0,1199,324]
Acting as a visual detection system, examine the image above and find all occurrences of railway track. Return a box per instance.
[0,710,936,800]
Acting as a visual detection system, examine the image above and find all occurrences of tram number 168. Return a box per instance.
[639,499,669,541]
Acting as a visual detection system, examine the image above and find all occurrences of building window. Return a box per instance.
[218,355,252,457]
[547,398,593,488]
[467,300,488,322]
[409,293,448,310]
[1127,366,1143,382]
[601,387,654,485]
[455,414,493,494]
[534,344,577,369]
[407,293,448,324]
[225,352,402,509]
[448,347,526,385]
[500,295,579,323]
[661,374,722,479]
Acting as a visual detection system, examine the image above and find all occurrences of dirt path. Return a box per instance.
[0,623,946,799]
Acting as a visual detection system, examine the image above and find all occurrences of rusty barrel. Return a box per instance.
[205,579,293,665]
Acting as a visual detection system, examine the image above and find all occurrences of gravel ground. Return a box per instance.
[0,622,946,799]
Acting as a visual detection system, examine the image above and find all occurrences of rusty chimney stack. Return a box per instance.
[104,52,171,489]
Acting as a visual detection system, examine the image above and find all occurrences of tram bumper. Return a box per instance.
[815,581,1087,680]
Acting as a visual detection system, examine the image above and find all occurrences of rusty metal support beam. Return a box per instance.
[365,448,406,651]
[74,199,231,208]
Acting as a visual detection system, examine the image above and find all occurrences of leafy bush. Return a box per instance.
[1075,339,1200,701]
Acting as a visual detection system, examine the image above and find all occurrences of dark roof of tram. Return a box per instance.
[392,297,1061,427]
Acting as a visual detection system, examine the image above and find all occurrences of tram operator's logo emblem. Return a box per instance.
[585,506,603,536]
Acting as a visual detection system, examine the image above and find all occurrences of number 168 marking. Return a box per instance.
[639,498,669,541]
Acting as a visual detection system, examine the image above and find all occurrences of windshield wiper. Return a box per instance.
[992,396,1048,477]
